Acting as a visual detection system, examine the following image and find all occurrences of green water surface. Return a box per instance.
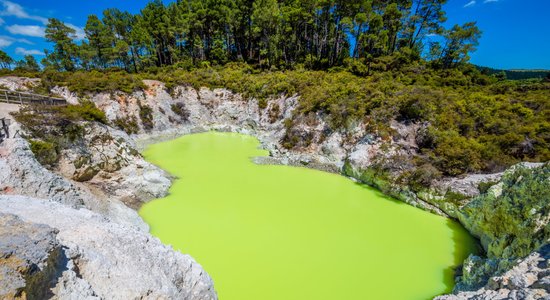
[139,132,477,300]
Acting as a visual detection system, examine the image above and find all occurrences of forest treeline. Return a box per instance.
[476,66,550,81]
[2,0,482,73]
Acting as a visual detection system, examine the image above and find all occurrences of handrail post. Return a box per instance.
[4,91,8,104]
[18,92,22,105]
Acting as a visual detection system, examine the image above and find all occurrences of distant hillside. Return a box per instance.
[477,66,550,80]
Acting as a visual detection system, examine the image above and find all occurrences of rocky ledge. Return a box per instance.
[436,245,549,300]
[0,196,216,299]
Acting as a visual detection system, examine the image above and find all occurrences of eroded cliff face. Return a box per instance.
[76,79,506,217]
[0,76,548,299]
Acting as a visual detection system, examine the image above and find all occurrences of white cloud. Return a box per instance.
[0,35,33,48]
[0,0,47,24]
[0,1,84,41]
[464,0,476,7]
[15,47,44,56]
[484,0,499,3]
[6,24,45,37]
[0,36,12,47]
[6,23,84,40]
[67,23,85,40]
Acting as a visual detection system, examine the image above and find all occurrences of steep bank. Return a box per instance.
[1,76,548,298]
[0,196,216,299]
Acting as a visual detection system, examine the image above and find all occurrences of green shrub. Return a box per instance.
[12,102,106,166]
[408,163,443,191]
[40,70,145,95]
[138,102,154,130]
[29,139,58,166]
[15,62,550,176]
[171,102,190,122]
[113,116,139,134]
[62,101,107,124]
[463,164,550,258]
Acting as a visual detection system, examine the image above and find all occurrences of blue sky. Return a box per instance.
[0,0,548,70]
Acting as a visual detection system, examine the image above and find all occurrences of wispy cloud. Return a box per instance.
[0,35,33,48]
[0,0,48,24]
[15,47,44,56]
[67,23,85,40]
[6,24,45,37]
[484,0,499,3]
[0,36,12,47]
[0,1,85,42]
[464,0,476,7]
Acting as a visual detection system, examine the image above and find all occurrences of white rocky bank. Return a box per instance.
[0,196,216,299]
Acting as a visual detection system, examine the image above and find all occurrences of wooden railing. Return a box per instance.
[0,89,66,106]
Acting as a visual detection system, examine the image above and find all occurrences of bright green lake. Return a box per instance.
[139,132,477,300]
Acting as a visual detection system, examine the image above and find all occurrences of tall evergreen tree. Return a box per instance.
[43,18,79,71]
[15,55,40,72]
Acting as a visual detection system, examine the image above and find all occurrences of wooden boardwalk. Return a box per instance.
[0,89,66,106]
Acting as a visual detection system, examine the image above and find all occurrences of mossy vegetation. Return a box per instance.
[462,164,550,259]
[12,102,107,166]
[138,102,154,131]
[38,70,145,95]
[113,116,139,135]
[28,139,58,166]
[171,102,190,122]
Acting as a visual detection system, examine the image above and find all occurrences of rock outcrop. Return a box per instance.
[0,77,40,92]
[56,122,171,210]
[0,196,217,300]
[436,245,549,300]
[0,137,148,231]
[438,164,549,299]
[0,213,62,299]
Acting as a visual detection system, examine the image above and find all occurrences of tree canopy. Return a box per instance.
[39,0,481,72]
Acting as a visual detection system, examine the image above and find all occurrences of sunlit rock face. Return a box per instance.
[0,196,217,300]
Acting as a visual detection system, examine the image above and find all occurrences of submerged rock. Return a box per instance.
[0,196,217,300]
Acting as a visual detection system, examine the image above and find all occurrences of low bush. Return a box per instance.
[171,102,190,122]
[12,102,106,166]
[464,164,550,258]
[29,139,58,166]
[40,70,146,95]
[113,116,139,135]
[138,102,154,131]
[12,62,550,176]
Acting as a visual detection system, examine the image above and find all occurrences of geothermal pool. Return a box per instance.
[139,132,477,300]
